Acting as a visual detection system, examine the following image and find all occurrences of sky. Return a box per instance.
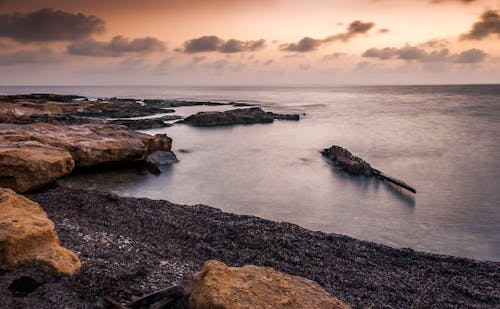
[0,0,499,85]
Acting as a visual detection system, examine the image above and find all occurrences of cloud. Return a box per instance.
[280,20,376,52]
[264,59,274,65]
[362,45,487,63]
[460,10,500,40]
[323,52,346,61]
[419,38,450,48]
[219,39,265,53]
[430,0,477,3]
[452,48,487,63]
[0,47,60,65]
[67,35,165,57]
[182,35,266,53]
[324,20,375,42]
[279,37,322,52]
[0,8,104,42]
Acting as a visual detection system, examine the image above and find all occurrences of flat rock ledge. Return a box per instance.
[0,123,172,192]
[0,188,81,276]
[189,260,350,309]
[180,107,299,126]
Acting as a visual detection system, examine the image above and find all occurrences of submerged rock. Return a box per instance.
[189,260,350,309]
[110,115,182,130]
[0,188,81,276]
[147,151,178,166]
[0,123,172,192]
[181,107,299,126]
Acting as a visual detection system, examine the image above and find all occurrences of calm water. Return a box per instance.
[2,85,499,261]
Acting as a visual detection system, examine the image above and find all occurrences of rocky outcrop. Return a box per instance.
[189,260,350,309]
[0,123,172,192]
[0,188,81,276]
[181,107,299,127]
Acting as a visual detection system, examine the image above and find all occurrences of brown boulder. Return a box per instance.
[189,260,350,309]
[0,140,75,192]
[0,188,81,276]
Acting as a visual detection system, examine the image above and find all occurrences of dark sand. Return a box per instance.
[1,185,498,308]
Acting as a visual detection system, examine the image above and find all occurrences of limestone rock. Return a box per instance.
[0,123,172,192]
[0,188,81,276]
[0,140,75,192]
[189,260,350,309]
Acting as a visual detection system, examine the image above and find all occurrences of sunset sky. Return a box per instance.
[0,0,499,85]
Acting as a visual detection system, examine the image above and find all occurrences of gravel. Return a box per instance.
[1,184,498,308]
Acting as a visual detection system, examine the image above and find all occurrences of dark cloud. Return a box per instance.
[183,36,266,53]
[461,10,500,40]
[0,8,104,42]
[264,59,274,65]
[0,48,60,65]
[378,28,390,33]
[452,48,487,63]
[67,36,165,57]
[280,20,376,52]
[324,20,375,42]
[362,45,487,63]
[279,37,322,52]
[219,39,265,53]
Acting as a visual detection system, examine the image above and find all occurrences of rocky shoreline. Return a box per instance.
[0,185,497,308]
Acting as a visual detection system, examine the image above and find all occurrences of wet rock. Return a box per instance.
[110,115,183,130]
[321,145,373,176]
[0,123,172,192]
[147,151,178,166]
[181,107,299,127]
[189,260,350,309]
[0,188,81,276]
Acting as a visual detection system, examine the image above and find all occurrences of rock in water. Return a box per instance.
[147,151,178,166]
[0,188,81,276]
[181,107,299,126]
[189,260,350,309]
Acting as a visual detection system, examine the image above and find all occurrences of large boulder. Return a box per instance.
[189,260,350,309]
[0,123,172,192]
[0,140,75,193]
[0,188,81,276]
[181,107,299,126]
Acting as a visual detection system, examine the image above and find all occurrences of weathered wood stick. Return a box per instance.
[127,285,183,309]
[371,169,417,193]
[103,296,127,309]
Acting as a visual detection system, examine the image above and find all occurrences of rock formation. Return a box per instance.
[0,188,81,276]
[0,123,172,192]
[181,107,299,126]
[189,260,350,309]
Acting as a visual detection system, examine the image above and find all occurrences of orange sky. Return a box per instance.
[0,0,499,85]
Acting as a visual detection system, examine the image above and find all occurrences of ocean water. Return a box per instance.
[1,85,499,261]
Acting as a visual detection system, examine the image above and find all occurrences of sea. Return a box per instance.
[1,85,499,261]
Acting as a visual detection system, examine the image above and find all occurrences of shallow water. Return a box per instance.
[2,85,499,261]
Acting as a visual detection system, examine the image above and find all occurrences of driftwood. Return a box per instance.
[103,296,127,309]
[127,285,184,309]
[321,145,416,193]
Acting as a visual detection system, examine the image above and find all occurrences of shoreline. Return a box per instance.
[2,184,498,308]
